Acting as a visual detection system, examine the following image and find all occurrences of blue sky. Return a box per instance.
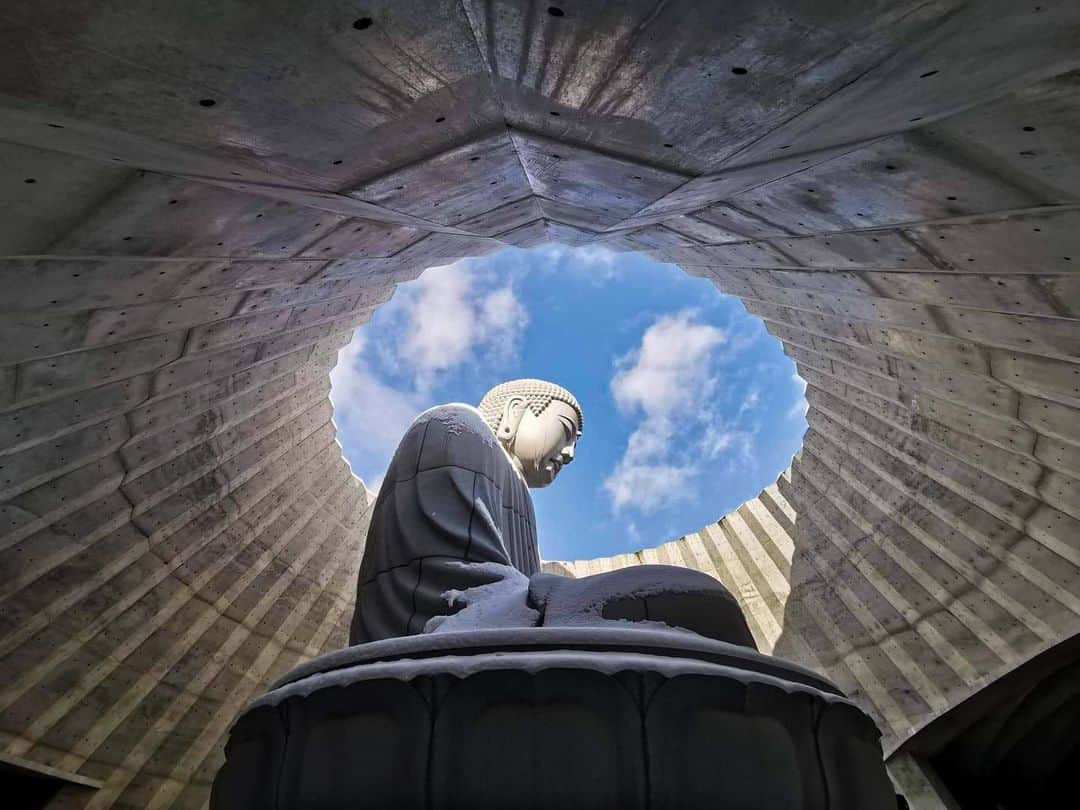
[330,245,807,561]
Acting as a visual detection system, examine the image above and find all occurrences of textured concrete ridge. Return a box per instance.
[1,1,1079,807]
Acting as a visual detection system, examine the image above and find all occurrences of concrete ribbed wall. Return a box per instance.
[545,477,801,656]
[1,1,1078,807]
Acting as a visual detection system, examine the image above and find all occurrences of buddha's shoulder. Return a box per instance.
[387,403,505,480]
[414,403,493,438]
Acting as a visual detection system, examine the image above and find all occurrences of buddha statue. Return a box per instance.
[350,378,756,646]
[212,378,897,810]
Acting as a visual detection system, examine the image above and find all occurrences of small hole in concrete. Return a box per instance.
[435,116,446,123]
[24,178,36,184]
[946,196,957,200]
[919,70,939,78]
[123,236,132,241]
[885,165,897,170]
[632,175,642,180]
[395,185,405,190]
[910,116,923,122]
[47,123,64,128]
[198,98,216,107]
[731,67,748,75]
[550,111,560,116]
[547,6,564,16]
[169,199,178,205]
[663,143,674,148]
[1022,125,1036,132]
[353,17,373,30]
[551,153,561,159]
[470,156,480,161]
[333,159,343,165]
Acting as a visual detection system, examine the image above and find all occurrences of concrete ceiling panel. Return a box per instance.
[494,219,548,248]
[0,1,502,186]
[733,133,1046,234]
[646,239,798,269]
[512,130,689,222]
[297,218,426,259]
[926,70,1080,204]
[534,196,619,231]
[347,131,531,225]
[384,231,504,265]
[692,203,794,240]
[466,0,958,172]
[904,209,1080,273]
[617,140,874,229]
[660,215,749,245]
[771,232,937,270]
[47,174,349,260]
[542,221,600,247]
[454,196,543,237]
[0,141,132,255]
[733,0,1080,164]
[618,225,704,253]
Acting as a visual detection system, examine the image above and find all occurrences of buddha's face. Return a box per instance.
[505,400,580,488]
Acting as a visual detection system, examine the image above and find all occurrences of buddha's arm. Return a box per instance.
[349,405,535,644]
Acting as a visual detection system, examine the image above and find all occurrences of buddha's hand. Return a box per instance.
[422,562,540,633]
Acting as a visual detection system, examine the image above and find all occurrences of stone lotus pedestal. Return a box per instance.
[211,627,895,809]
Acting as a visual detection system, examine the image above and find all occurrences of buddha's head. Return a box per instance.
[478,378,584,488]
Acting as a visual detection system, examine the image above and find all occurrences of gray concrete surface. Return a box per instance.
[0,1,1078,807]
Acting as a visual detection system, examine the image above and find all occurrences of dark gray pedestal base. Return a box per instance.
[212,628,895,809]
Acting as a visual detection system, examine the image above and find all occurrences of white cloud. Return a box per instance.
[604,459,696,512]
[604,312,732,514]
[329,332,424,461]
[701,426,752,462]
[788,371,809,419]
[529,243,625,283]
[330,260,528,484]
[397,261,528,385]
[611,312,725,418]
[736,386,760,418]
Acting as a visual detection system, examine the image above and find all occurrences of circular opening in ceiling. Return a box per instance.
[330,244,806,561]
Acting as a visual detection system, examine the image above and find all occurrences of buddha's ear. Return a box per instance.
[499,396,526,440]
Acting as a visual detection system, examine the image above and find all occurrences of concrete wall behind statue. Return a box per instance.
[0,1,1079,807]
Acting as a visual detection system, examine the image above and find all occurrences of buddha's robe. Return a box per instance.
[350,404,758,650]
[349,404,540,644]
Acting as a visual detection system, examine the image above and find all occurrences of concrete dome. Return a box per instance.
[1,1,1079,807]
